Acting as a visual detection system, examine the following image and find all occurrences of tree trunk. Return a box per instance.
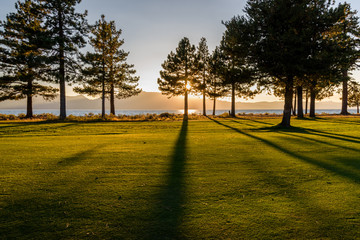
[203,89,206,116]
[357,102,359,114]
[297,86,304,118]
[309,88,316,118]
[102,79,105,118]
[58,10,66,120]
[110,83,115,115]
[230,82,235,117]
[305,89,308,115]
[341,69,349,115]
[26,79,33,118]
[101,60,106,118]
[213,97,216,116]
[292,89,297,116]
[184,78,188,121]
[202,71,206,116]
[280,76,294,127]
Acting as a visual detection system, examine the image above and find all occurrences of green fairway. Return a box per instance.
[1,117,360,239]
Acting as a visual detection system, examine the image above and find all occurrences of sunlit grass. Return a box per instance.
[1,116,360,239]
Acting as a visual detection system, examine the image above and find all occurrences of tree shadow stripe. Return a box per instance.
[210,118,360,184]
[148,120,188,239]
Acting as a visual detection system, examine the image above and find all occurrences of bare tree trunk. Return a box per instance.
[26,79,33,118]
[184,79,188,121]
[213,97,216,116]
[305,89,308,115]
[58,9,66,120]
[110,83,115,115]
[292,89,297,116]
[203,89,206,116]
[357,102,359,114]
[341,69,349,115]
[102,61,106,118]
[280,76,294,127]
[297,86,304,118]
[231,82,235,117]
[202,71,206,116]
[102,79,105,118]
[310,88,316,118]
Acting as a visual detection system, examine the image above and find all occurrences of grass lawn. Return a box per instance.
[1,116,360,239]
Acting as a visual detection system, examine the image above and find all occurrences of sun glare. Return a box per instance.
[178,109,197,114]
[186,83,191,90]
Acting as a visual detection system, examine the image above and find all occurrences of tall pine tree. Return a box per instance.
[158,37,196,121]
[75,15,140,117]
[348,81,360,114]
[222,16,256,117]
[38,0,88,119]
[208,46,229,115]
[330,3,360,115]
[195,37,210,116]
[244,0,341,126]
[0,0,57,118]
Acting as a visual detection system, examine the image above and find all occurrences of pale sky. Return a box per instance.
[1,0,359,102]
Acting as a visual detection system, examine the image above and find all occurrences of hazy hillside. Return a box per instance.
[0,91,343,110]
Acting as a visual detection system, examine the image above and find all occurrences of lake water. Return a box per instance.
[0,109,358,116]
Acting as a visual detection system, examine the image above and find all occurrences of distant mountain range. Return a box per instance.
[0,91,344,110]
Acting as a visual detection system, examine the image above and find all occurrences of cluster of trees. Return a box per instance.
[158,0,360,126]
[0,0,140,119]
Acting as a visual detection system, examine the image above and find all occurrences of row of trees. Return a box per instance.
[158,0,360,126]
[0,0,140,119]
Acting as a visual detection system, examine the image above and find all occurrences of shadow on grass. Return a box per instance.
[148,120,188,239]
[235,116,274,125]
[314,117,360,126]
[210,118,360,183]
[57,145,105,167]
[255,125,360,144]
[0,146,105,239]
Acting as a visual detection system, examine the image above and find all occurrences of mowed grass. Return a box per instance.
[1,116,360,239]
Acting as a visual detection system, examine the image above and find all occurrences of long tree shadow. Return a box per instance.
[315,117,360,126]
[235,116,274,126]
[148,120,188,239]
[255,125,360,144]
[210,118,360,183]
[230,121,360,153]
[0,144,107,239]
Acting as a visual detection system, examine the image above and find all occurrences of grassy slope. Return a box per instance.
[1,117,360,239]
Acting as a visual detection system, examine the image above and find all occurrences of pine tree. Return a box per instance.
[74,52,106,116]
[38,0,88,119]
[110,62,141,115]
[158,37,196,121]
[195,37,210,116]
[222,16,256,117]
[105,19,141,115]
[348,81,360,114]
[330,3,360,115]
[75,15,140,117]
[208,47,229,115]
[0,0,57,118]
[244,0,341,127]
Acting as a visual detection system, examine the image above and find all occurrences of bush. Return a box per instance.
[159,112,171,118]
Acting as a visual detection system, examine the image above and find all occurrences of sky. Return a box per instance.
[1,0,360,102]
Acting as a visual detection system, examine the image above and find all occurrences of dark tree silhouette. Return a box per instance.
[208,47,229,115]
[38,0,88,119]
[0,0,57,118]
[222,16,257,117]
[158,37,197,121]
[75,15,140,117]
[331,3,360,115]
[244,0,342,126]
[194,37,210,116]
